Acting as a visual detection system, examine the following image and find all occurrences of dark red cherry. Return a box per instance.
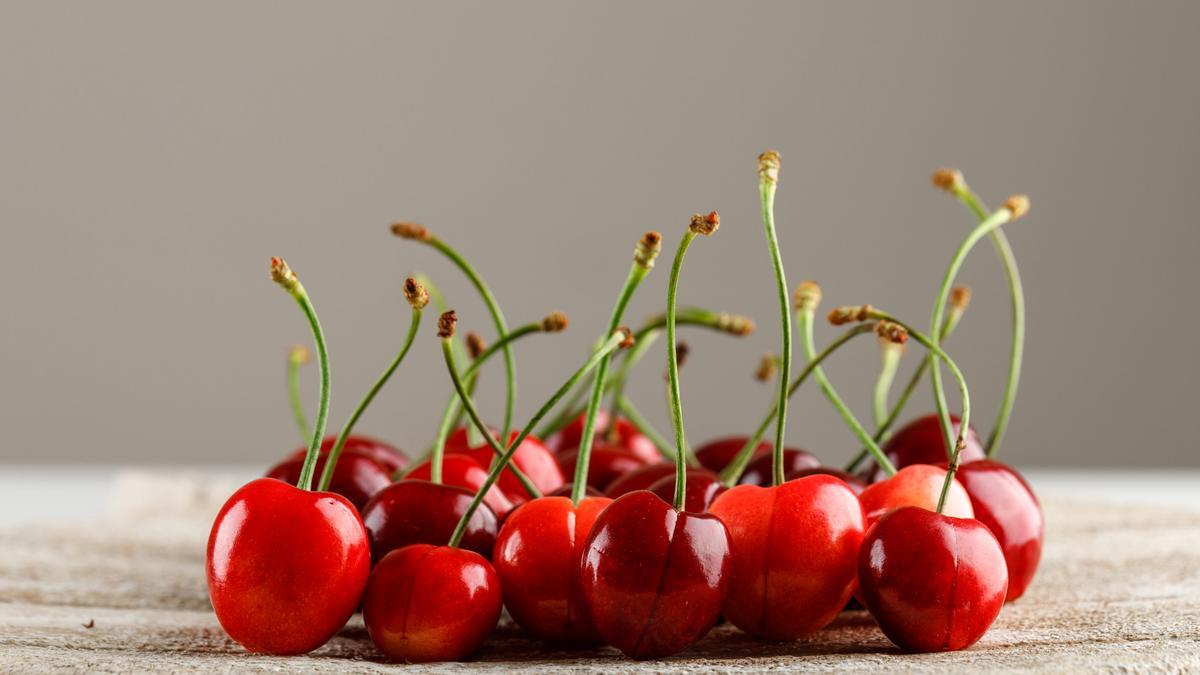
[787,466,867,496]
[493,495,612,644]
[708,475,865,640]
[858,506,1008,652]
[362,544,502,662]
[578,490,731,659]
[548,411,659,464]
[206,478,370,655]
[285,434,408,473]
[361,479,498,562]
[605,462,677,498]
[858,464,973,525]
[547,483,604,498]
[647,469,725,512]
[557,446,647,492]
[738,448,821,486]
[956,460,1044,602]
[694,436,770,473]
[265,448,391,512]
[863,414,985,482]
[407,454,516,518]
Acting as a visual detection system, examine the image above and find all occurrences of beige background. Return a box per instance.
[1,1,1196,468]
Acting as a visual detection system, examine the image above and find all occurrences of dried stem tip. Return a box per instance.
[689,211,720,236]
[437,310,457,338]
[794,280,823,313]
[875,320,909,345]
[616,326,635,349]
[288,344,311,365]
[758,150,781,184]
[634,231,663,269]
[828,304,874,325]
[540,311,569,333]
[950,285,972,312]
[466,332,487,359]
[932,168,965,193]
[1005,195,1031,220]
[716,313,756,336]
[675,341,691,369]
[755,353,778,382]
[269,257,299,291]
[391,221,434,242]
[403,277,430,310]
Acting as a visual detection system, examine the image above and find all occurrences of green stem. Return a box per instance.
[447,332,625,547]
[719,324,880,486]
[757,167,792,487]
[317,308,422,491]
[873,342,902,430]
[665,231,698,510]
[286,346,312,444]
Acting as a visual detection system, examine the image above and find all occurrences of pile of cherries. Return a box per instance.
[206,157,1044,662]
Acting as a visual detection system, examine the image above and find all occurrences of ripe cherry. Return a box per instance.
[858,506,1008,652]
[737,447,820,486]
[265,448,391,512]
[454,431,564,503]
[956,459,1043,601]
[361,479,498,561]
[604,461,677,498]
[406,454,516,518]
[694,436,769,473]
[708,474,865,640]
[557,446,646,492]
[647,468,725,512]
[787,465,867,496]
[858,463,973,524]
[549,410,659,464]
[862,413,985,482]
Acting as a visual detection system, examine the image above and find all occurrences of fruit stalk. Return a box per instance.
[757,151,792,487]
[286,344,312,443]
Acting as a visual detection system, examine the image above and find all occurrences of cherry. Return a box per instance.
[361,479,498,562]
[362,543,503,662]
[858,463,973,524]
[455,431,564,502]
[787,465,867,496]
[407,454,516,518]
[557,445,646,492]
[708,474,865,640]
[311,434,407,473]
[579,490,731,659]
[549,410,659,464]
[266,448,391,512]
[604,461,676,498]
[862,413,985,482]
[956,459,1044,601]
[858,506,1008,652]
[694,436,770,473]
[207,478,370,655]
[547,482,604,498]
[738,448,820,486]
[648,468,725,512]
[493,495,613,644]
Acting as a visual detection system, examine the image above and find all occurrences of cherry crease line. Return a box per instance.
[629,508,685,656]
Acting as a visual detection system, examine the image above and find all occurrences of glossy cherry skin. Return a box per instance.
[407,454,516,518]
[647,469,726,512]
[858,464,974,524]
[456,432,564,504]
[548,411,659,464]
[547,483,604,498]
[694,436,770,473]
[493,495,612,644]
[858,506,1008,652]
[206,478,370,655]
[605,462,678,498]
[579,490,731,659]
[266,448,392,512]
[557,446,647,492]
[362,544,502,663]
[361,479,498,562]
[956,460,1044,601]
[284,434,408,473]
[787,466,867,496]
[708,475,865,640]
[738,448,821,486]
[863,414,985,482]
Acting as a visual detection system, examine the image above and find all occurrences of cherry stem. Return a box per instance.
[317,306,423,491]
[929,203,1022,458]
[396,228,518,439]
[286,345,311,443]
[271,258,331,492]
[665,230,699,510]
[718,323,880,487]
[873,341,902,430]
[571,240,656,504]
[757,152,791,488]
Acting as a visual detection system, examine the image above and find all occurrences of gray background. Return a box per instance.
[1,1,1196,468]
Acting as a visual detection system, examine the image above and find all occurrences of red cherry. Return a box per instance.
[647,469,726,512]
[362,544,502,662]
[738,448,821,486]
[547,483,604,498]
[864,414,985,482]
[605,462,677,498]
[858,506,1008,652]
[457,432,564,503]
[361,479,498,562]
[549,411,659,464]
[266,448,391,512]
[694,436,770,473]
[493,496,612,644]
[407,454,516,518]
[956,460,1044,601]
[557,446,647,492]
[787,466,867,496]
[578,490,731,659]
[206,478,370,655]
[708,475,865,640]
[284,435,408,473]
[858,464,974,524]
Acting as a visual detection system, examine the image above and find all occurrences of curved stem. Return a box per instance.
[615,394,696,466]
[286,346,311,444]
[447,332,625,547]
[571,263,651,504]
[318,308,422,491]
[719,324,879,486]
[665,232,697,510]
[873,343,902,430]
[758,167,791,487]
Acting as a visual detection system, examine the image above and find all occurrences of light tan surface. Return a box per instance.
[1,473,1198,672]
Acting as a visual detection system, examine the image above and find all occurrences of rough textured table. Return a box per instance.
[1,470,1198,672]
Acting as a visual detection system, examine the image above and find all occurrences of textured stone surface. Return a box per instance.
[1,472,1198,672]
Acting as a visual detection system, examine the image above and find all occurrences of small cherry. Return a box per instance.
[406,453,516,518]
[361,479,498,561]
[787,465,867,496]
[956,459,1044,601]
[604,461,677,497]
[694,436,770,473]
[557,445,646,492]
[548,410,659,464]
[859,463,974,524]
[737,447,820,487]
[265,449,391,512]
[861,413,985,482]
[648,468,725,512]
